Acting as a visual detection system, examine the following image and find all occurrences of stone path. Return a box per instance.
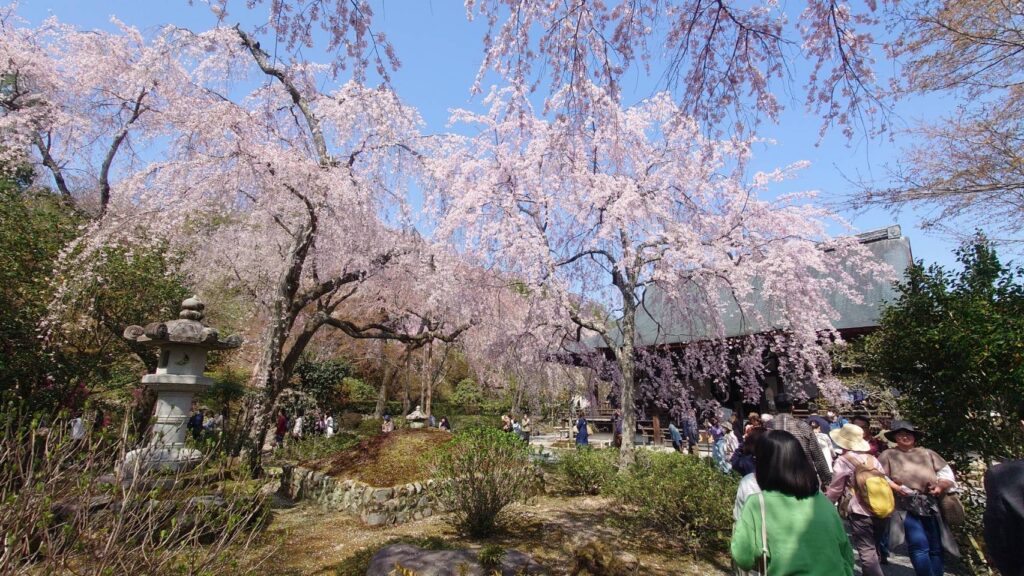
[853,544,964,575]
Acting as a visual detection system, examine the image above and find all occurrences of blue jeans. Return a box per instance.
[903,512,943,576]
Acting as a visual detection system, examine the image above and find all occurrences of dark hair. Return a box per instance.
[851,414,870,426]
[774,392,793,413]
[742,426,765,455]
[755,430,819,499]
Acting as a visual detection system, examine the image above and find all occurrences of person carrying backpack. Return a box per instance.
[826,424,894,576]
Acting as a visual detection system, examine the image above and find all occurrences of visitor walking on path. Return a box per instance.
[878,420,960,576]
[681,411,699,455]
[984,401,1024,576]
[575,412,589,447]
[730,427,761,576]
[731,430,854,575]
[721,420,739,472]
[668,421,683,452]
[827,410,849,433]
[809,419,835,473]
[275,411,288,447]
[292,412,304,440]
[188,409,204,441]
[438,416,451,432]
[709,417,730,473]
[826,424,889,576]
[611,410,622,448]
[851,414,884,456]
[731,427,764,477]
[769,393,833,489]
[70,412,85,442]
[744,413,761,439]
[381,414,394,433]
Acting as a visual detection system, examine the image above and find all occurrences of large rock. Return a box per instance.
[366,544,546,576]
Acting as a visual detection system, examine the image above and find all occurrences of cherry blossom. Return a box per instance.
[429,83,887,466]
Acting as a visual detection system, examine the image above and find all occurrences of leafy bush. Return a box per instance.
[342,376,377,404]
[558,448,619,495]
[864,237,1024,468]
[449,414,502,432]
[295,358,351,414]
[433,427,537,537]
[571,540,632,576]
[203,368,247,416]
[357,417,385,437]
[337,412,365,430]
[0,411,266,574]
[449,378,483,414]
[608,452,737,553]
[477,544,506,570]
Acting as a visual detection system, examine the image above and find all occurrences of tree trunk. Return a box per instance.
[401,353,412,416]
[239,210,316,475]
[374,377,388,418]
[374,343,394,418]
[419,345,428,410]
[422,343,432,418]
[615,289,638,469]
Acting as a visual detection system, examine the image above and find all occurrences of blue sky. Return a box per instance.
[18,0,970,269]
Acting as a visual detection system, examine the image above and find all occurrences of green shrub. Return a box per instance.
[449,414,501,432]
[477,544,506,570]
[434,427,537,537]
[558,448,618,495]
[449,379,483,414]
[295,358,352,414]
[571,540,631,576]
[342,377,377,404]
[357,417,384,437]
[337,412,365,430]
[608,452,737,553]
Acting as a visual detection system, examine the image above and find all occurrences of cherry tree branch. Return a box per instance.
[99,87,150,216]
[236,26,332,167]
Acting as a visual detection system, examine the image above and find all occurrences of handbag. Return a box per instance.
[939,492,965,526]
[732,492,769,576]
[902,492,939,517]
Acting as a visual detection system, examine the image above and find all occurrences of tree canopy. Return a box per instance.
[864,236,1024,466]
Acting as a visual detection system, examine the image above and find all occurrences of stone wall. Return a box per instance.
[279,465,440,526]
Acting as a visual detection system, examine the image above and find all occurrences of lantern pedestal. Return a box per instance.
[122,297,241,476]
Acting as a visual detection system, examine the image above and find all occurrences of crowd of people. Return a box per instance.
[727,393,1024,576]
[271,409,337,446]
[501,413,532,442]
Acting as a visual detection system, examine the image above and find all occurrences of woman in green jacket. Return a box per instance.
[731,430,854,575]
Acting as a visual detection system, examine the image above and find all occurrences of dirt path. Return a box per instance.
[252,494,732,575]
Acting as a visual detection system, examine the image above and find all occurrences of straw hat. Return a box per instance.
[721,420,733,432]
[829,423,870,452]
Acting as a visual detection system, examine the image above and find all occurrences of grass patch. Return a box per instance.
[308,429,452,486]
[266,433,360,467]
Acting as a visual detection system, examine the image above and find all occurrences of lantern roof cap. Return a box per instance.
[123,296,242,350]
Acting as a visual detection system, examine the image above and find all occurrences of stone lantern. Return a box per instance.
[122,296,242,473]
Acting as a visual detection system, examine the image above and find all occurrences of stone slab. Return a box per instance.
[366,544,546,576]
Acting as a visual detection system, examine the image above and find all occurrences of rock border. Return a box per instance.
[279,465,440,526]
